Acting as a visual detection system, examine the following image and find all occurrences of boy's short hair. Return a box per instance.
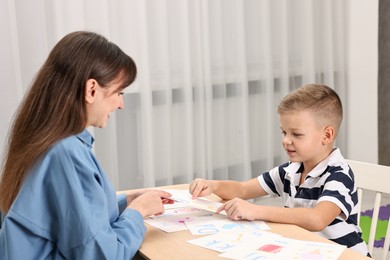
[277,84,343,135]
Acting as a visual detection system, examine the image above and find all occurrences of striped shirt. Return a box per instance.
[258,148,369,256]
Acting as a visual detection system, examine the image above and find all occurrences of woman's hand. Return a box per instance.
[124,188,148,204]
[127,190,172,217]
[189,178,214,199]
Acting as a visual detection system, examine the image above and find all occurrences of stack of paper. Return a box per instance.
[145,189,269,234]
[145,189,346,259]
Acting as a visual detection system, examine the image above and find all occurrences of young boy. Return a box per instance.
[189,84,369,256]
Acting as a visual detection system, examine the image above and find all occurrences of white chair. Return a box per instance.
[347,159,390,260]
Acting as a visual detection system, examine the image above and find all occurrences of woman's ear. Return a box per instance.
[85,79,98,104]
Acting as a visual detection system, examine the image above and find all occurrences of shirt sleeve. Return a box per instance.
[257,164,287,197]
[317,170,355,220]
[117,193,128,214]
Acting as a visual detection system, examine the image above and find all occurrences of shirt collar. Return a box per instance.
[76,129,95,148]
[283,148,342,178]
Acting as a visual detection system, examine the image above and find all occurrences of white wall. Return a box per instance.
[346,0,378,163]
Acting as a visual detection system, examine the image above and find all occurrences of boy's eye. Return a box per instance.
[119,92,124,96]
[293,133,302,137]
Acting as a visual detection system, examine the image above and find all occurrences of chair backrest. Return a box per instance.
[346,159,390,260]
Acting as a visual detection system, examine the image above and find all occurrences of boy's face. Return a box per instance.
[279,110,331,167]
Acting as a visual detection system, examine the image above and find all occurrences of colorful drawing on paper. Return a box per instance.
[144,206,216,233]
[186,230,281,253]
[257,244,284,253]
[161,189,227,215]
[280,240,346,260]
[299,249,323,260]
[217,237,346,260]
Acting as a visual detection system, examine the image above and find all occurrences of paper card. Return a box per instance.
[185,218,270,235]
[218,246,281,259]
[163,200,192,210]
[162,189,227,215]
[218,236,346,260]
[276,239,346,260]
[187,230,281,253]
[144,207,219,233]
[218,237,297,259]
[150,206,204,218]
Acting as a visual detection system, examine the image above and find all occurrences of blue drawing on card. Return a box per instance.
[204,240,235,252]
[222,223,244,230]
[248,221,262,230]
[196,223,219,234]
[205,240,220,247]
[198,227,219,234]
[217,243,235,251]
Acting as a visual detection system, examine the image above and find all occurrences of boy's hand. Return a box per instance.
[189,178,214,199]
[218,198,256,221]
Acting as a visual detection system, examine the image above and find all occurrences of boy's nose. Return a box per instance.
[282,136,292,145]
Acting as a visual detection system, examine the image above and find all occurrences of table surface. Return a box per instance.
[122,184,371,260]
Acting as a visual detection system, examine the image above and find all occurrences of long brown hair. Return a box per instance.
[0,31,137,213]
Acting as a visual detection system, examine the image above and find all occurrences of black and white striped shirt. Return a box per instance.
[258,148,369,256]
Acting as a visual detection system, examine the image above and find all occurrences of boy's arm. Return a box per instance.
[190,178,268,200]
[221,199,341,231]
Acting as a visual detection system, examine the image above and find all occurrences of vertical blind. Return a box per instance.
[0,0,347,190]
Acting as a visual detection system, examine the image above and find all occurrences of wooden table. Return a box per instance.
[123,184,371,259]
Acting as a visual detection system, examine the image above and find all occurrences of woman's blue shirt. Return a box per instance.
[0,129,146,259]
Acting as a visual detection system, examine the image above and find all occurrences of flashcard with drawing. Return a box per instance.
[161,189,227,214]
[218,237,294,259]
[276,239,346,260]
[218,236,346,260]
[185,218,269,235]
[144,207,218,233]
[186,230,281,253]
[150,206,203,218]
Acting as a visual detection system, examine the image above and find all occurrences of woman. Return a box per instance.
[0,31,171,259]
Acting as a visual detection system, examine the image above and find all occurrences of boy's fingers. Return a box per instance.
[216,204,225,213]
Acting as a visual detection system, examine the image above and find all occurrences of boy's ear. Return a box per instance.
[85,79,98,104]
[322,126,335,145]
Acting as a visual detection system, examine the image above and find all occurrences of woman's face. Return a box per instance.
[85,77,125,128]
